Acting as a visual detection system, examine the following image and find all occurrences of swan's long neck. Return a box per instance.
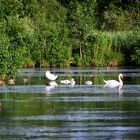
[118,75,123,85]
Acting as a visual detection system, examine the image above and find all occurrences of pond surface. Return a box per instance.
[0,67,140,140]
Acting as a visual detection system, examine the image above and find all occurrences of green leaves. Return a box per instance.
[0,0,139,75]
[0,16,29,79]
[0,43,25,79]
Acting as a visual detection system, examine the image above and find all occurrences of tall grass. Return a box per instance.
[111,31,140,65]
[89,30,140,66]
[92,32,112,66]
[90,31,123,66]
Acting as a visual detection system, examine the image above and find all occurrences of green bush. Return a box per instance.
[0,0,140,71]
[0,33,24,79]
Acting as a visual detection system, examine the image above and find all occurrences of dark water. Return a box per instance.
[0,67,140,140]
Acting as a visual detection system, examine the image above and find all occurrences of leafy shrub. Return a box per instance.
[0,33,24,79]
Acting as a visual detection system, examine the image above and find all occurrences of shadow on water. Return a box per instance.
[0,67,140,139]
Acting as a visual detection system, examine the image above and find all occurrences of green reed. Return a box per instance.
[90,30,140,66]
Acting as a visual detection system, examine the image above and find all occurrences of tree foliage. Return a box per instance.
[0,0,140,78]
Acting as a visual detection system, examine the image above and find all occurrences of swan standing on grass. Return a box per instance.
[45,71,58,81]
[103,73,123,87]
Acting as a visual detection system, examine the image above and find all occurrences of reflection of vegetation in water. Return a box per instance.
[0,67,139,139]
[1,92,140,120]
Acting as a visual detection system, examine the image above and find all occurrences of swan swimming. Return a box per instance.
[45,71,58,81]
[70,78,75,85]
[61,79,71,84]
[60,78,75,85]
[103,73,123,87]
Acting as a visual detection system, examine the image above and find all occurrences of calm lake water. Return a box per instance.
[0,67,140,140]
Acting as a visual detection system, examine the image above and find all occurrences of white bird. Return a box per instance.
[85,80,92,85]
[45,71,58,81]
[61,78,75,85]
[70,78,75,85]
[103,73,123,87]
[60,79,71,84]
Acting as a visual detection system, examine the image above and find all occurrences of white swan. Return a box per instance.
[45,71,58,81]
[85,80,92,85]
[61,78,75,85]
[70,78,75,85]
[61,79,71,84]
[103,73,123,87]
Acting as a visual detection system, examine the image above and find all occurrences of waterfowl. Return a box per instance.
[103,73,123,87]
[60,79,71,84]
[85,80,92,85]
[61,78,75,85]
[8,78,15,85]
[45,71,58,81]
[70,78,75,85]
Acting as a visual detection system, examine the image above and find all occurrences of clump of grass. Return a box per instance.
[91,31,112,66]
[90,31,139,66]
[111,31,140,65]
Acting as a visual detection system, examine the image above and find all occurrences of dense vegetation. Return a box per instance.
[0,0,140,79]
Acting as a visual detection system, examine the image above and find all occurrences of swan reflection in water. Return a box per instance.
[46,81,58,94]
[104,84,123,96]
[118,85,123,96]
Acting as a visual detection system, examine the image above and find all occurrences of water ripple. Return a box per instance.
[0,85,140,95]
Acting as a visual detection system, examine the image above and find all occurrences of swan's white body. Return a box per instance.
[61,79,71,84]
[103,73,123,87]
[61,78,75,85]
[85,81,92,85]
[45,71,58,81]
[70,78,75,85]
